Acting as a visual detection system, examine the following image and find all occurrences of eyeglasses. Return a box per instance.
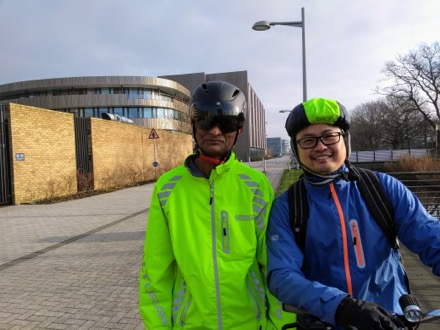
[193,116,241,133]
[296,132,343,149]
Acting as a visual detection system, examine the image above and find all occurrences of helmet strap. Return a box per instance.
[344,159,360,181]
[232,129,239,148]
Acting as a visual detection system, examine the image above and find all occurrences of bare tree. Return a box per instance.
[350,100,388,150]
[350,97,431,151]
[382,96,432,149]
[378,41,440,129]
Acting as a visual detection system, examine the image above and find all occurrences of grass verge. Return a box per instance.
[275,168,303,197]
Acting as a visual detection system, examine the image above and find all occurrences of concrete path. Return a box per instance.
[0,156,438,329]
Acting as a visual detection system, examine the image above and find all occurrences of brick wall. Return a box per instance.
[7,103,77,204]
[5,103,193,204]
[90,118,193,190]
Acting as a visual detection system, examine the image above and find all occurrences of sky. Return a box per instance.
[0,0,438,140]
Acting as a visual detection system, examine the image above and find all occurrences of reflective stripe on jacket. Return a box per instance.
[267,169,440,327]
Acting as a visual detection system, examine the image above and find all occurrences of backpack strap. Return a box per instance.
[354,167,410,291]
[287,176,309,251]
[353,167,399,249]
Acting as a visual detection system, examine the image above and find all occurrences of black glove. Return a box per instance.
[335,296,405,330]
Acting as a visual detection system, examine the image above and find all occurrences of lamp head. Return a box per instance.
[252,20,272,31]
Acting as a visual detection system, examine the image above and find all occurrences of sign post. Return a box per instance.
[149,128,159,178]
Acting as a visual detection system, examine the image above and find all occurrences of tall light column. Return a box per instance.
[252,7,307,101]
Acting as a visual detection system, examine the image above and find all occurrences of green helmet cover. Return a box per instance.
[285,98,350,139]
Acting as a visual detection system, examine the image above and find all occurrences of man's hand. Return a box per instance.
[335,296,404,330]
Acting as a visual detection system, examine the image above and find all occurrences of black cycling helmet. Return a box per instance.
[190,81,246,133]
[189,80,246,163]
[286,98,349,140]
[286,98,354,183]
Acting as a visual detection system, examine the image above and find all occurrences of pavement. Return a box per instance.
[0,156,439,330]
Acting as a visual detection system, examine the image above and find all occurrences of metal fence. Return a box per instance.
[0,105,12,205]
[349,148,431,163]
[388,171,440,219]
[74,117,93,191]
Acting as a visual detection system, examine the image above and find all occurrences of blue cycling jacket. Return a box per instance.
[267,168,440,327]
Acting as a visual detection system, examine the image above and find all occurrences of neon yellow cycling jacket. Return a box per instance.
[139,153,292,329]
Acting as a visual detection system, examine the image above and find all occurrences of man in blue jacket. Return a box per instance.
[267,98,440,329]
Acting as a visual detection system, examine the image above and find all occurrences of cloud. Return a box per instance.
[0,0,438,140]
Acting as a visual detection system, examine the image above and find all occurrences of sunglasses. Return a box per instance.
[194,116,242,133]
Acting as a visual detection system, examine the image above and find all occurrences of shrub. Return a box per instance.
[384,155,440,172]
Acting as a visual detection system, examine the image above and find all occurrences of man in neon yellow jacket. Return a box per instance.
[139,81,294,329]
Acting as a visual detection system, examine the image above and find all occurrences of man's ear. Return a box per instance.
[238,127,244,135]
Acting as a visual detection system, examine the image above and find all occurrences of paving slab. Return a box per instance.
[0,157,438,329]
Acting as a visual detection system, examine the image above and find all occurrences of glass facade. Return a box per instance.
[67,106,181,120]
[0,86,184,120]
[0,87,176,104]
[0,72,265,161]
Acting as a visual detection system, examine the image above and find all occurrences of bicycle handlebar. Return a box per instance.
[281,294,440,330]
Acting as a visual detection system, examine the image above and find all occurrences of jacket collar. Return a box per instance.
[185,152,236,177]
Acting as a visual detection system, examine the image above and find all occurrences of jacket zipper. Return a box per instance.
[210,183,223,329]
[329,182,353,295]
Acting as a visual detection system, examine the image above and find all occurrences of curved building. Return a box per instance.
[0,72,269,205]
[0,71,268,161]
[0,76,192,133]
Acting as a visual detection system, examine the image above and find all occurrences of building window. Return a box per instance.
[142,90,152,99]
[128,108,139,118]
[84,108,94,117]
[142,108,152,118]
[114,107,124,116]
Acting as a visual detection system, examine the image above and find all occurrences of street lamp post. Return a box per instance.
[252,7,307,102]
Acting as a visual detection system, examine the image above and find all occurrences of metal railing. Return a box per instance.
[0,104,12,205]
[349,148,430,163]
[388,171,440,218]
